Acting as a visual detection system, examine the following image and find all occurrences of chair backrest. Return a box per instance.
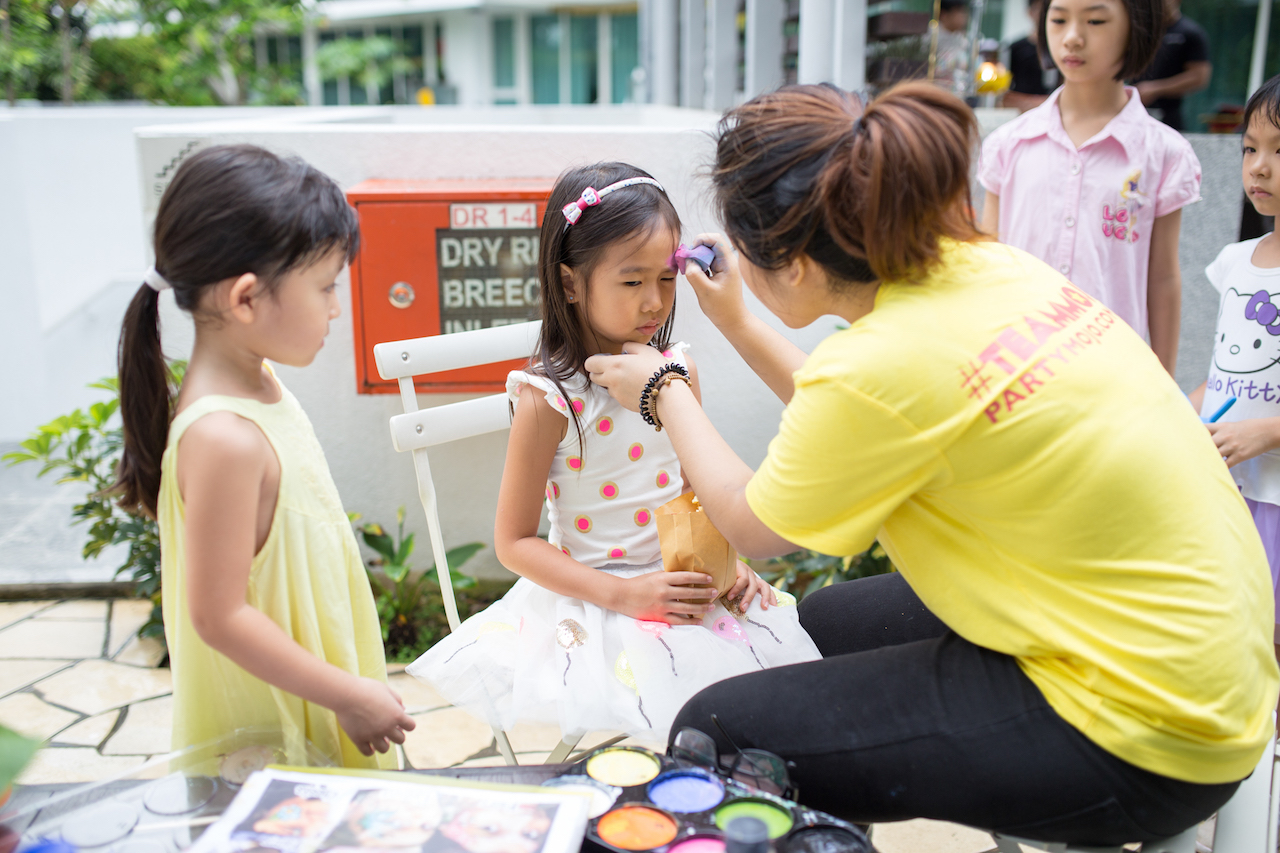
[373,320,543,630]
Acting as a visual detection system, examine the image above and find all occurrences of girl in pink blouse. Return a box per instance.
[978,0,1200,375]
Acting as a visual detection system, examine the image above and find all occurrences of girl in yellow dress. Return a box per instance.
[112,144,413,767]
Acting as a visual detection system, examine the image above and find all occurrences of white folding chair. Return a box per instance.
[374,321,613,767]
[988,728,1278,853]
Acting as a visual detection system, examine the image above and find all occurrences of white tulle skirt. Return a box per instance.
[405,561,822,742]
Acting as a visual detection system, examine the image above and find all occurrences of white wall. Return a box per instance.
[123,108,846,580]
[0,106,304,441]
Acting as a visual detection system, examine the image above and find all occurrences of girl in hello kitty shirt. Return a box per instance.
[1190,74,1280,669]
[405,162,819,742]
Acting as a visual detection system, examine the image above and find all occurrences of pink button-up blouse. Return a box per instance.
[978,86,1201,340]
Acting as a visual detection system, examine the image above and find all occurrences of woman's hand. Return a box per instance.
[333,677,416,756]
[725,560,777,611]
[1207,417,1280,468]
[684,233,751,334]
[616,571,718,625]
[586,344,671,412]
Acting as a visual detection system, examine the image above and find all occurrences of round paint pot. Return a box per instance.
[586,746,662,788]
[541,775,621,818]
[647,769,725,814]
[714,799,794,840]
[785,826,869,853]
[595,804,680,851]
[668,836,727,853]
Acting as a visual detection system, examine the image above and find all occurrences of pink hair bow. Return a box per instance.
[562,187,601,225]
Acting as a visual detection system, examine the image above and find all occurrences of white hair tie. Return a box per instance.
[144,268,171,292]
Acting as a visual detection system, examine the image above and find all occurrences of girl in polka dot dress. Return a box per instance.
[405,163,820,742]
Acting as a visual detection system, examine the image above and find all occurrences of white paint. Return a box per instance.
[706,0,739,110]
[119,107,843,578]
[0,106,298,442]
[798,0,836,84]
[680,0,707,106]
[744,0,786,98]
[831,0,867,92]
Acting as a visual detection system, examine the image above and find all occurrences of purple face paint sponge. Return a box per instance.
[669,244,716,276]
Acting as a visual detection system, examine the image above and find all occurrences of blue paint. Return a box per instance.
[647,770,725,813]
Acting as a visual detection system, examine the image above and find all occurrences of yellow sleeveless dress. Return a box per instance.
[158,369,395,769]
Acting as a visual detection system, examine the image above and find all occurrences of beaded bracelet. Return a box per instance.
[639,363,691,431]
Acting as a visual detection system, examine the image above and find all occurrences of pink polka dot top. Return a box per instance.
[506,342,689,568]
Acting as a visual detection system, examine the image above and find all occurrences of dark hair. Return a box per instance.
[1244,74,1280,138]
[113,144,359,518]
[535,162,680,452]
[712,81,981,286]
[1039,0,1165,82]
[940,0,969,12]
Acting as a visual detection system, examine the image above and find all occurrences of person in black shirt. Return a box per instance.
[1003,0,1060,112]
[1134,0,1211,131]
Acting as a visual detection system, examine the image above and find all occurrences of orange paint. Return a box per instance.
[596,806,678,851]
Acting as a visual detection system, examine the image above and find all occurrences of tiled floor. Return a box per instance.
[0,598,1019,853]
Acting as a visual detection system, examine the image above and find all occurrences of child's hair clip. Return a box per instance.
[669,244,716,276]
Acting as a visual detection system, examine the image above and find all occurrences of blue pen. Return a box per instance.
[1207,397,1237,423]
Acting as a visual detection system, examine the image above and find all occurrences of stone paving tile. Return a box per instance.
[0,692,80,740]
[108,600,154,657]
[0,617,105,659]
[870,819,996,853]
[387,672,448,715]
[36,658,171,716]
[17,746,147,784]
[0,659,72,698]
[504,721,566,754]
[102,695,172,756]
[0,601,55,630]
[403,707,495,769]
[54,710,120,748]
[34,601,109,620]
[114,635,166,668]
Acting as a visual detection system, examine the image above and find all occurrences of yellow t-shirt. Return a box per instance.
[746,239,1278,784]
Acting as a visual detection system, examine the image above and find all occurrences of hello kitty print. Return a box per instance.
[1200,237,1280,503]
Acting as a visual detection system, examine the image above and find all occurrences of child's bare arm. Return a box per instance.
[980,192,1000,238]
[1207,417,1280,468]
[179,413,414,756]
[495,385,716,625]
[1148,210,1183,376]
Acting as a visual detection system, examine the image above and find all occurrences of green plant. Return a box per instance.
[752,543,893,601]
[1,364,185,644]
[354,507,484,661]
[316,35,411,96]
[0,724,39,811]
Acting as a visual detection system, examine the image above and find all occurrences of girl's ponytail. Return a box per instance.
[712,81,982,287]
[819,81,981,282]
[114,283,170,518]
[107,144,360,519]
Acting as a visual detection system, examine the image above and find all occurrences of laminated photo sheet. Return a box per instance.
[188,768,592,853]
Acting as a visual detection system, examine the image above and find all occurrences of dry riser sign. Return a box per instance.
[346,180,553,393]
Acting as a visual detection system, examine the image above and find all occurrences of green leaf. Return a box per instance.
[393,532,415,567]
[384,563,410,584]
[441,542,484,571]
[360,529,396,562]
[0,725,40,791]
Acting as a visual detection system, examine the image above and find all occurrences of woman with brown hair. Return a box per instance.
[586,81,1277,841]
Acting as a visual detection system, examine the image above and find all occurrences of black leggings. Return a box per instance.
[670,572,1240,846]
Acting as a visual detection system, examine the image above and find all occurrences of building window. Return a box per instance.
[494,17,516,88]
[611,12,638,103]
[570,14,598,103]
[531,14,561,103]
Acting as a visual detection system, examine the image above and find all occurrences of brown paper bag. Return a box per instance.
[657,492,738,598]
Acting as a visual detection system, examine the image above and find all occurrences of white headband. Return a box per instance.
[144,268,171,292]
[561,177,667,226]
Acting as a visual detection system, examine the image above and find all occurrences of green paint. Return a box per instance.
[714,800,794,839]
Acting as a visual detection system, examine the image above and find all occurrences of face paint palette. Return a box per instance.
[559,746,872,853]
